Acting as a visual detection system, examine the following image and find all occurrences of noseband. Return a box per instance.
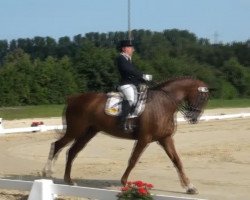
[181,88,209,122]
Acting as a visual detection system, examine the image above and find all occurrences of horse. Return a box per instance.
[43,76,210,194]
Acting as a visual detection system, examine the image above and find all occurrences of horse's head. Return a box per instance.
[151,77,210,124]
[182,80,210,124]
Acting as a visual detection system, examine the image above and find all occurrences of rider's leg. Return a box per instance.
[118,84,138,130]
[119,100,131,128]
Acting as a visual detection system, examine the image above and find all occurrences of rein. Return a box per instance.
[158,88,191,115]
[147,80,183,109]
[147,79,209,122]
[152,85,208,119]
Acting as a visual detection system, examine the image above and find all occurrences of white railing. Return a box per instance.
[178,112,250,122]
[0,113,250,135]
[0,178,205,200]
[0,124,64,135]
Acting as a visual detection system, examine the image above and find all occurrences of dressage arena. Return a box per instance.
[0,108,250,200]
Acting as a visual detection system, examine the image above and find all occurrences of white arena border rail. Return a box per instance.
[1,113,250,135]
[0,178,206,200]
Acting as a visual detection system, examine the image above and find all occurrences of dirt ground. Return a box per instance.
[0,108,250,200]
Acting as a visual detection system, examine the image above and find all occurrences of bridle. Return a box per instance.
[157,86,209,122]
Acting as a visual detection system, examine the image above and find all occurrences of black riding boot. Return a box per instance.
[119,100,132,131]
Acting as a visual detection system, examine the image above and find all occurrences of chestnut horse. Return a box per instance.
[43,77,209,194]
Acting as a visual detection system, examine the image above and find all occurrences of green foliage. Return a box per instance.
[0,50,78,106]
[0,105,64,120]
[221,58,248,96]
[219,80,238,99]
[1,29,250,106]
[74,42,118,92]
[0,49,34,105]
[207,99,250,109]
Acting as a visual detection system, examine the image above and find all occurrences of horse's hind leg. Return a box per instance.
[158,136,198,194]
[43,134,73,177]
[64,127,98,185]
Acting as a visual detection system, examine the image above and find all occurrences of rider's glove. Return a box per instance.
[143,74,153,81]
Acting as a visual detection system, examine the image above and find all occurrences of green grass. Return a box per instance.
[0,104,64,120]
[0,99,250,120]
[207,98,250,109]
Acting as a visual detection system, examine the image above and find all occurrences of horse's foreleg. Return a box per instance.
[64,128,98,185]
[43,135,73,177]
[158,136,198,194]
[121,140,148,185]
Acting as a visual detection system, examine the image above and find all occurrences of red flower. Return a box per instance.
[31,121,44,127]
[138,187,147,195]
[134,180,144,187]
[117,180,153,200]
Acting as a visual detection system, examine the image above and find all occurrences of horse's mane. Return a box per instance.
[150,76,197,90]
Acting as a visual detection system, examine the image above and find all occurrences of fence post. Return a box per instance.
[28,179,54,200]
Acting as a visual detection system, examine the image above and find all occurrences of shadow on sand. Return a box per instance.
[2,174,187,196]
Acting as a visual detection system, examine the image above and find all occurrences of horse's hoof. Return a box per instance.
[121,178,127,186]
[71,181,78,186]
[42,169,53,178]
[69,182,77,186]
[65,178,77,186]
[186,187,198,194]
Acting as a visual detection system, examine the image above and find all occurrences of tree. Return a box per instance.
[74,42,118,92]
[232,41,250,67]
[221,58,247,96]
[57,36,73,58]
[0,49,34,105]
[31,56,79,104]
[219,80,238,99]
[0,40,8,65]
[1,29,250,106]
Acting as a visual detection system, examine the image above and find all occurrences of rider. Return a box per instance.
[116,39,152,130]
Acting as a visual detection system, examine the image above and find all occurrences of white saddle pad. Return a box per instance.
[105,91,147,118]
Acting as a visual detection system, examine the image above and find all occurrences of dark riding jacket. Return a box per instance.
[116,53,145,86]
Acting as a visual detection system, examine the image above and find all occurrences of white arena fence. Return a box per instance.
[0,178,205,200]
[1,113,250,135]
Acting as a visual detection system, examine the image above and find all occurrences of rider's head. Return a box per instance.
[119,40,134,57]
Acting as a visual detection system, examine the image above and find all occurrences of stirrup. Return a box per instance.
[124,126,133,133]
[123,120,135,133]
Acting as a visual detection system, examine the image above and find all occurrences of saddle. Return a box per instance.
[105,85,148,118]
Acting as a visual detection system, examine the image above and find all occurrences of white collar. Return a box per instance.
[121,52,132,61]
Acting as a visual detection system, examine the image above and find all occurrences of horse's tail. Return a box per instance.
[57,94,82,135]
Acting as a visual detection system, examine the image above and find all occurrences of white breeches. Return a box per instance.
[118,84,138,106]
